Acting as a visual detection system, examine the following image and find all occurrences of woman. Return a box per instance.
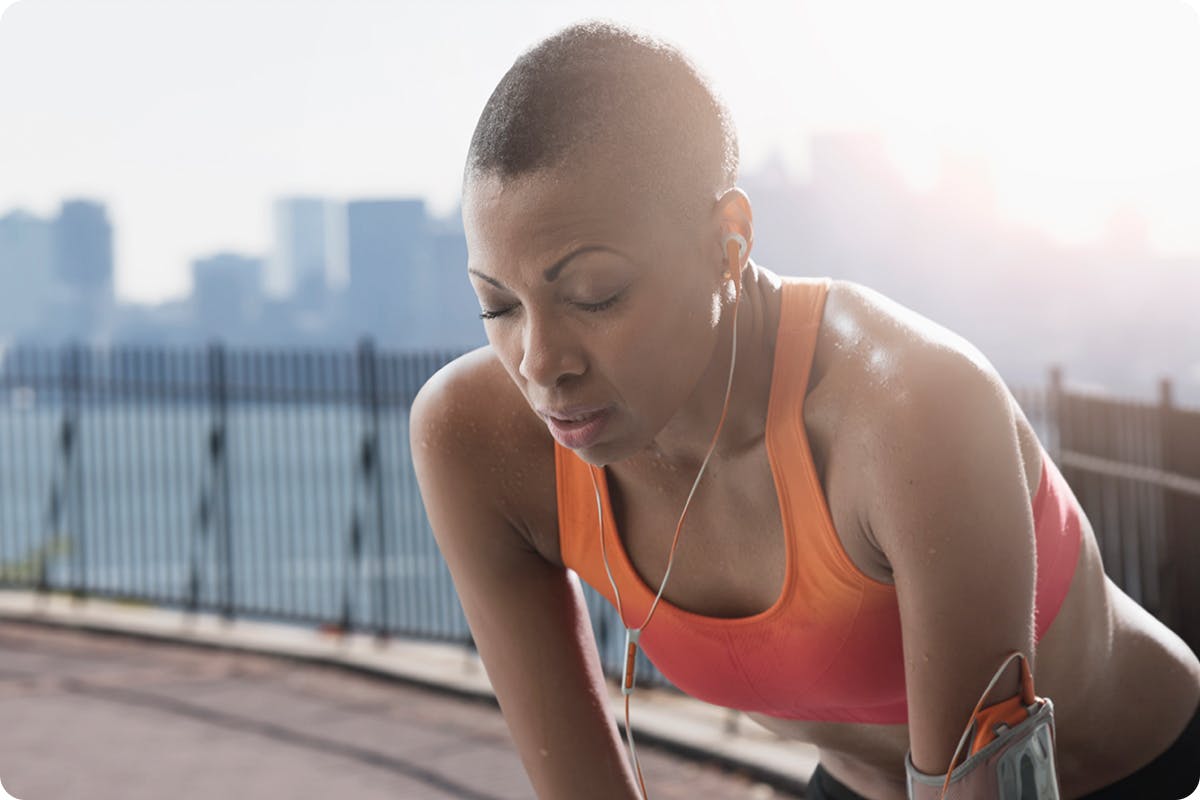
[410,21,1200,800]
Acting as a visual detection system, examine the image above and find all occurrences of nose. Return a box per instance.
[518,309,584,387]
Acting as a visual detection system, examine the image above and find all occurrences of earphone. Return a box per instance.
[724,231,748,265]
[589,229,746,800]
[715,232,744,296]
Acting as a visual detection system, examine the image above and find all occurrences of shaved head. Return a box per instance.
[465,21,739,213]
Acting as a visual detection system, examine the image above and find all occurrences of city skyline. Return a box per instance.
[2,0,1200,304]
[0,189,483,353]
[4,128,1200,407]
[0,126,1182,312]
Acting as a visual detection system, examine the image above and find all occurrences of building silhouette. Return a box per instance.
[0,209,54,341]
[740,133,1200,401]
[2,132,1198,403]
[271,197,331,312]
[430,222,484,350]
[344,199,434,347]
[190,252,265,340]
[259,198,482,350]
[53,200,113,290]
[50,199,115,341]
[0,199,116,343]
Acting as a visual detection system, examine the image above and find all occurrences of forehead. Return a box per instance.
[463,164,652,253]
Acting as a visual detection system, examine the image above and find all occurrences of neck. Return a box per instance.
[635,263,779,475]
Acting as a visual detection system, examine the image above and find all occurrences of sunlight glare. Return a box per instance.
[807,0,1200,246]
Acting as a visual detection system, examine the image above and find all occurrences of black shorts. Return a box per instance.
[805,701,1200,800]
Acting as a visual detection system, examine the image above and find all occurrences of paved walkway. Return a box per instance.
[0,604,810,799]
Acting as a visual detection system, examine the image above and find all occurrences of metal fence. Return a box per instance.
[2,343,1198,688]
[0,340,658,683]
[0,341,464,640]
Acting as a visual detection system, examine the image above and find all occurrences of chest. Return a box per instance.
[599,398,888,620]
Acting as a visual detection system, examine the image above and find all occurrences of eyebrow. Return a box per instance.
[468,245,618,291]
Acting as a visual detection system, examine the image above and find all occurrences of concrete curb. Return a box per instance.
[0,589,817,796]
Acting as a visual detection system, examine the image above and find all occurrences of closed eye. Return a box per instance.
[574,293,622,313]
[478,291,623,320]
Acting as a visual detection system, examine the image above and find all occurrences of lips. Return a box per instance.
[549,410,603,423]
[538,405,613,449]
[538,404,610,423]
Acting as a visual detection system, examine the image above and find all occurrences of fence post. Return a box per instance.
[207,342,233,622]
[1159,377,1199,652]
[356,337,388,640]
[62,342,86,600]
[1047,365,1064,464]
[1157,378,1174,637]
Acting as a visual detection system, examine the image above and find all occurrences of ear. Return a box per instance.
[713,187,754,273]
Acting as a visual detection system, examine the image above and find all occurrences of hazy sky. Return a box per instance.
[2,0,1199,303]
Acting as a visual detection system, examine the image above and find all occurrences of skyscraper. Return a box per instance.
[431,224,486,350]
[345,199,433,346]
[190,252,265,340]
[0,209,54,340]
[50,199,115,340]
[270,197,330,306]
[53,200,113,292]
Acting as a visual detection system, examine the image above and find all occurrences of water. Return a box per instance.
[0,403,465,636]
[0,401,651,680]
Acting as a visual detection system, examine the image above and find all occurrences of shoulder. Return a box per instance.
[818,279,1008,423]
[818,279,1019,537]
[410,344,560,558]
[821,279,1001,380]
[829,277,1014,467]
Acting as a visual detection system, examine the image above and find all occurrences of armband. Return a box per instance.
[905,651,1061,800]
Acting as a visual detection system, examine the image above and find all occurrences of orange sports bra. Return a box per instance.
[553,276,1084,724]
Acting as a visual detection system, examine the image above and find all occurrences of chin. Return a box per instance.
[571,435,641,468]
[569,442,616,468]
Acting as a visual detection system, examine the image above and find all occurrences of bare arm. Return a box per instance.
[863,350,1037,776]
[409,359,641,799]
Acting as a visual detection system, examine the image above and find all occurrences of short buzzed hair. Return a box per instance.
[465,21,739,207]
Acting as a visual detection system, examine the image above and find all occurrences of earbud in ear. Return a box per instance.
[721,233,748,297]
[723,233,748,264]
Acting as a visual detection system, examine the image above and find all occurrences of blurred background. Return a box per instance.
[1,1,1198,797]
[2,0,1200,399]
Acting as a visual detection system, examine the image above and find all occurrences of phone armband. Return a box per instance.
[906,651,1061,800]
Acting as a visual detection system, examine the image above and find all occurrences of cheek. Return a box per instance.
[609,286,718,404]
[482,325,525,383]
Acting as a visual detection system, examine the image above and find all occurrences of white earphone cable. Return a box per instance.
[588,240,744,799]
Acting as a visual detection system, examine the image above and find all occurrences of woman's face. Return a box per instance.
[462,163,726,466]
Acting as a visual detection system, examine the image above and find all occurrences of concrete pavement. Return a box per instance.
[0,590,817,799]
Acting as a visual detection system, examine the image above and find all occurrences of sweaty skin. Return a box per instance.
[412,158,1200,800]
